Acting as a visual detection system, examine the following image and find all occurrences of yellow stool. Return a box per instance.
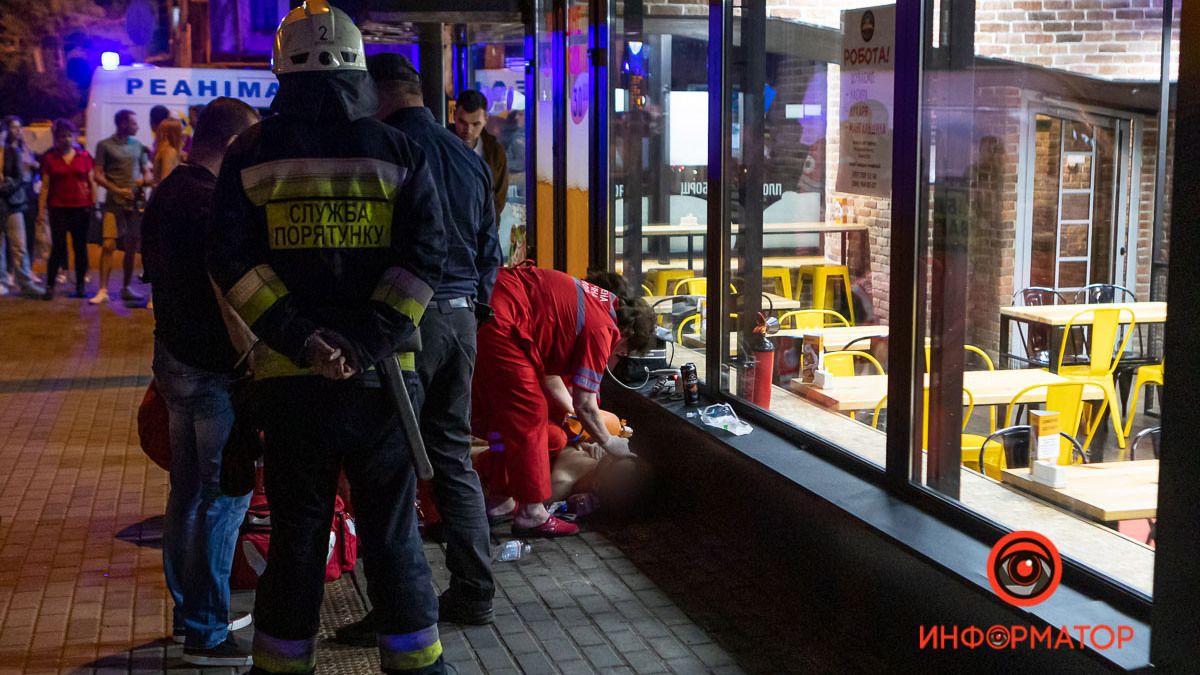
[647,269,695,296]
[761,267,793,300]
[799,264,854,325]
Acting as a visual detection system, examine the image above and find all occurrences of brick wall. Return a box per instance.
[976,0,1179,82]
[629,0,1174,344]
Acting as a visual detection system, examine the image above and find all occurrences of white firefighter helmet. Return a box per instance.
[272,0,366,75]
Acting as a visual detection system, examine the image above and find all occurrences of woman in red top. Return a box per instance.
[472,265,654,536]
[38,119,96,299]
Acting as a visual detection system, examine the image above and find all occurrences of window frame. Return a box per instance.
[666,0,1188,623]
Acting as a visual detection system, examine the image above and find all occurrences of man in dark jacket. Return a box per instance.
[205,3,447,673]
[141,97,260,667]
[332,54,501,646]
[452,90,508,217]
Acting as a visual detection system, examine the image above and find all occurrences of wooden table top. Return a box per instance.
[1001,460,1159,522]
[616,221,870,237]
[790,368,1102,412]
[646,293,803,314]
[775,325,889,351]
[679,325,899,353]
[1000,302,1166,326]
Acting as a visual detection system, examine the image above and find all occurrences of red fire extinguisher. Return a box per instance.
[746,313,776,408]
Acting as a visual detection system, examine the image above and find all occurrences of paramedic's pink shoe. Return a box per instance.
[512,515,579,538]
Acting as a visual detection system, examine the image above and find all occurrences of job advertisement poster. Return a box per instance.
[835,5,895,198]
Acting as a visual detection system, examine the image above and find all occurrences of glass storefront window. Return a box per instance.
[462,25,529,263]
[602,0,1178,602]
[714,1,897,468]
[915,0,1178,598]
[609,2,712,376]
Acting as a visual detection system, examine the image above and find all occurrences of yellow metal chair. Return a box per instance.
[677,313,702,343]
[648,269,695,296]
[823,350,884,377]
[968,381,1098,479]
[1123,362,1164,438]
[673,277,707,296]
[1055,307,1136,449]
[798,263,854,324]
[924,344,997,433]
[761,267,794,300]
[778,309,850,330]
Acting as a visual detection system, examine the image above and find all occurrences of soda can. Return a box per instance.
[681,362,700,406]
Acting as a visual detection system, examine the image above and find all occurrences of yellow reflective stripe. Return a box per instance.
[380,640,442,671]
[265,201,393,249]
[241,158,405,206]
[398,352,416,372]
[371,267,434,326]
[227,265,289,326]
[253,347,315,380]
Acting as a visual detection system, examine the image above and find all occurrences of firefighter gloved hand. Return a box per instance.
[303,331,356,380]
[313,329,373,378]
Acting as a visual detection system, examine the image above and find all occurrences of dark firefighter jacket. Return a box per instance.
[206,69,446,381]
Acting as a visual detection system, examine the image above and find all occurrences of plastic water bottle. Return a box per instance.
[496,540,532,562]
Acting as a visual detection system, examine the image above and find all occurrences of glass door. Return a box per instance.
[1023,110,1138,297]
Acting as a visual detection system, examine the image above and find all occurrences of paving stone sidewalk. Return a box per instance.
[0,286,870,675]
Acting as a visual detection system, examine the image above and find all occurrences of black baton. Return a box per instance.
[380,355,434,481]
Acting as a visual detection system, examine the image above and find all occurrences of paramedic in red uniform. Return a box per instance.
[472,266,655,536]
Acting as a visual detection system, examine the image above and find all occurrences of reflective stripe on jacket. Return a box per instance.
[206,111,446,381]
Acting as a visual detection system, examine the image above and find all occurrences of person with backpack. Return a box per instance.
[142,98,261,667]
[0,115,45,297]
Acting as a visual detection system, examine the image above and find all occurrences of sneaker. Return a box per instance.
[89,289,109,305]
[0,284,7,296]
[438,590,494,625]
[229,612,254,632]
[41,287,55,301]
[182,635,253,667]
[511,515,578,538]
[120,286,144,303]
[172,614,254,643]
[332,610,376,648]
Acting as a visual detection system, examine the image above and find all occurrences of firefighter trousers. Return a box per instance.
[248,379,443,675]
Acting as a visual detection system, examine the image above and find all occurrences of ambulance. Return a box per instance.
[84,65,277,151]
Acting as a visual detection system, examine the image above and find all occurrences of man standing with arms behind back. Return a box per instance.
[141,97,261,667]
[207,2,448,673]
[93,110,151,305]
[452,90,508,219]
[332,54,501,646]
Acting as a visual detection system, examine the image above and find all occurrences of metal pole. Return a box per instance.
[418,23,446,125]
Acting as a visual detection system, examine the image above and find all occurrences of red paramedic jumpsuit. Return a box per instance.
[472,265,621,504]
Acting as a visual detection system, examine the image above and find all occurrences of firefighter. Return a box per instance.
[205,2,447,673]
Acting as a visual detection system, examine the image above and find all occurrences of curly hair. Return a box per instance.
[585,271,656,356]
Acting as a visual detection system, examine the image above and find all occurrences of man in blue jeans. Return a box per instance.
[142,98,261,667]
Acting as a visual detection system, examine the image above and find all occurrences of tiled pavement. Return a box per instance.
[0,275,870,674]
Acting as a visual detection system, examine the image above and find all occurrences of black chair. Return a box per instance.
[1073,283,1136,305]
[1130,426,1160,461]
[1013,287,1067,366]
[976,425,1087,475]
[1129,426,1160,544]
[837,334,886,353]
